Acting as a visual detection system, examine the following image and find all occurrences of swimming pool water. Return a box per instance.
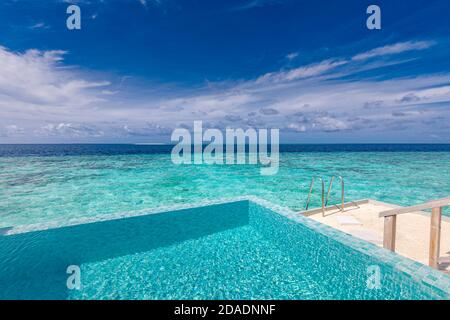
[0,200,448,300]
[1,150,450,228]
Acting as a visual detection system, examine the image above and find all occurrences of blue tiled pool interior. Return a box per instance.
[0,199,449,300]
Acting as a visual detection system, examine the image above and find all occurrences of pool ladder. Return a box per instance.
[305,176,345,216]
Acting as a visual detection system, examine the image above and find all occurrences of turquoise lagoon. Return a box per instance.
[1,146,450,228]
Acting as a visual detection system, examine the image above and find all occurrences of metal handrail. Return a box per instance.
[305,177,315,211]
[325,176,345,211]
[338,175,345,211]
[320,178,325,216]
[305,175,345,216]
[305,177,325,216]
[324,176,335,206]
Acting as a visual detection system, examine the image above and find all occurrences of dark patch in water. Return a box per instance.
[1,144,450,157]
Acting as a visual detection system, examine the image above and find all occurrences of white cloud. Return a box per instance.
[39,123,104,137]
[352,41,435,61]
[29,22,49,29]
[138,0,163,7]
[287,123,306,132]
[256,59,347,84]
[1,125,24,137]
[0,46,110,107]
[229,0,281,11]
[312,117,350,132]
[285,52,299,61]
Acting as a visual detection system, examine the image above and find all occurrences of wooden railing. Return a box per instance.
[379,196,450,269]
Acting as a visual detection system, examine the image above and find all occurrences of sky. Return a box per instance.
[0,0,449,143]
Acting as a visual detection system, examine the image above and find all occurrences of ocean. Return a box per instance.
[1,144,449,227]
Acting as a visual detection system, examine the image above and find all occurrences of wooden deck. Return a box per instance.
[302,199,450,272]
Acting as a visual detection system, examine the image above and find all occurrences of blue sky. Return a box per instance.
[0,0,449,143]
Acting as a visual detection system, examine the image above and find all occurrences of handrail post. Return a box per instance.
[325,176,334,206]
[429,207,442,269]
[305,177,315,210]
[383,215,396,251]
[321,178,325,217]
[339,176,344,212]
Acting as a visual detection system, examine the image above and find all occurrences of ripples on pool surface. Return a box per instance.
[0,200,448,300]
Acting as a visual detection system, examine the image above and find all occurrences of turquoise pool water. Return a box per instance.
[1,151,450,228]
[1,200,448,300]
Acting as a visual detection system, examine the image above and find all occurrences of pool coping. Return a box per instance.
[3,195,450,296]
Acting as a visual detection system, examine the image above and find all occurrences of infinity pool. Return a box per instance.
[1,199,448,299]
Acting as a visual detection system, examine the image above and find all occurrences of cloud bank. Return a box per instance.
[1,39,449,143]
